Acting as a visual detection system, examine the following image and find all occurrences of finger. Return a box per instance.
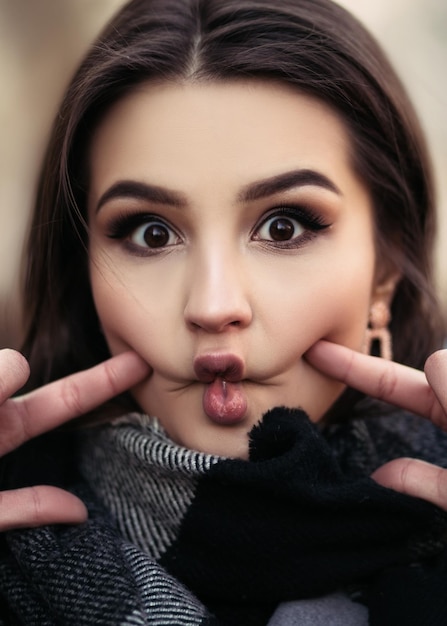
[0,486,88,530]
[305,340,441,424]
[0,351,151,455]
[0,350,30,403]
[372,458,447,512]
[424,349,447,410]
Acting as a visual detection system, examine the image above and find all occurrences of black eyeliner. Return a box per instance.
[105,212,166,239]
[267,205,331,231]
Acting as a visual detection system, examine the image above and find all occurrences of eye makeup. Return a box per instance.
[252,205,331,250]
[100,198,332,257]
[104,211,182,256]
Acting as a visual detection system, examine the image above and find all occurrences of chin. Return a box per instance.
[172,418,252,458]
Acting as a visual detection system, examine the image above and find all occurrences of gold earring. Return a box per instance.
[365,301,392,360]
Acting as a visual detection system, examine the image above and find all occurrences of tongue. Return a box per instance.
[203,378,247,425]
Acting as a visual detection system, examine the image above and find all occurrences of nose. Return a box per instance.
[184,245,253,333]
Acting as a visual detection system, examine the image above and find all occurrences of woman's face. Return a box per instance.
[88,81,380,457]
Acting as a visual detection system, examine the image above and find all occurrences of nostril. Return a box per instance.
[186,316,245,333]
[184,287,253,333]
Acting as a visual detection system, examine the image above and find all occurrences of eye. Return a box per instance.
[256,215,305,242]
[131,220,178,248]
[105,212,181,253]
[253,207,330,247]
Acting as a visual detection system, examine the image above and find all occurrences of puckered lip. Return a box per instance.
[193,352,245,383]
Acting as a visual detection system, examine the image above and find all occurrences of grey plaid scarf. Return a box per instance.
[2,407,447,625]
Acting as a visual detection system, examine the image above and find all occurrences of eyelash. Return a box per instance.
[106,212,181,255]
[252,206,330,249]
[104,206,331,255]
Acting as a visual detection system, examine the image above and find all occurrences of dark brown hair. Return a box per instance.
[21,0,445,398]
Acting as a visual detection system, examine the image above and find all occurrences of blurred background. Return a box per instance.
[0,0,446,348]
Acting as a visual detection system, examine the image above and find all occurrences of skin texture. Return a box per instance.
[88,80,387,457]
[1,342,447,528]
[0,349,151,529]
[2,81,446,529]
[306,341,447,509]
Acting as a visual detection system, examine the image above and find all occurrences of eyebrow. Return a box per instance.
[95,181,188,213]
[237,169,341,203]
[95,168,341,213]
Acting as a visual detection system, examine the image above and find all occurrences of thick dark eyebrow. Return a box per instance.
[237,169,341,203]
[96,169,340,213]
[95,180,188,213]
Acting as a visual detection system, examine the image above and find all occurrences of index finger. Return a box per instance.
[1,351,151,455]
[305,340,442,426]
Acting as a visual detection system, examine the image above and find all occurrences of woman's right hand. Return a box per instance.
[0,348,150,530]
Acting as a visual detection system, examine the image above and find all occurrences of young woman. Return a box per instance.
[0,0,447,623]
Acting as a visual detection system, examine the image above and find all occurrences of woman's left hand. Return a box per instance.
[306,341,447,510]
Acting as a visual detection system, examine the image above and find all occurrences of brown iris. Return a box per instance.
[268,218,295,241]
[143,224,170,247]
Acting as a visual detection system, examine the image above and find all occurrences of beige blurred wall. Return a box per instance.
[0,0,125,346]
[340,0,447,313]
[0,0,446,348]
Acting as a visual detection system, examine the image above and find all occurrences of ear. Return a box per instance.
[371,268,401,307]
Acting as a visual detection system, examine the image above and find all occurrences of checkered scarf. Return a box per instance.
[2,407,447,625]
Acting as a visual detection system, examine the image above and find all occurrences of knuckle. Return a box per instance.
[343,349,356,383]
[4,401,33,452]
[435,468,447,505]
[60,377,85,417]
[376,365,398,401]
[30,487,43,524]
[397,458,412,494]
[101,360,121,397]
[0,488,43,530]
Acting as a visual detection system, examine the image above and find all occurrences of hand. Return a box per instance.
[306,340,447,510]
[0,349,151,530]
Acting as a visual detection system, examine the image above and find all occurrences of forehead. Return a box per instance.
[88,80,363,206]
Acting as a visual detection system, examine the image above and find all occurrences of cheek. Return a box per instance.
[89,261,164,357]
[260,253,374,355]
[323,279,372,347]
[323,246,376,347]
